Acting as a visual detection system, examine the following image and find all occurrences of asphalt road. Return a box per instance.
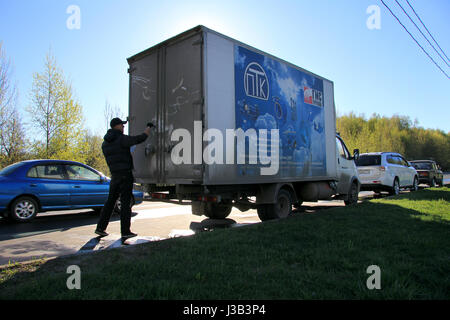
[0,176,448,267]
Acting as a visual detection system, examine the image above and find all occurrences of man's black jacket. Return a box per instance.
[102,129,148,174]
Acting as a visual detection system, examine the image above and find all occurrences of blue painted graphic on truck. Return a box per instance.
[234,45,326,177]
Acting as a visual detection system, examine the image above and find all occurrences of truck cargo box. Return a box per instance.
[127,26,338,186]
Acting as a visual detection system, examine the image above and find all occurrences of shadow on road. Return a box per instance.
[78,237,102,252]
[0,210,139,241]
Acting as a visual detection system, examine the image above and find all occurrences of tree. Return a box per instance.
[337,112,450,171]
[103,99,123,133]
[28,50,85,160]
[0,108,28,167]
[0,42,28,168]
[78,129,109,175]
[0,42,16,121]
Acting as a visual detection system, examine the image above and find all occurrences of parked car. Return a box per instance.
[356,152,418,195]
[0,160,144,222]
[409,160,444,187]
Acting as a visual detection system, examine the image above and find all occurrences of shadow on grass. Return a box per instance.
[0,189,449,299]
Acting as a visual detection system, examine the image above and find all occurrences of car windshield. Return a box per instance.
[0,162,26,176]
[411,162,432,170]
[355,155,381,166]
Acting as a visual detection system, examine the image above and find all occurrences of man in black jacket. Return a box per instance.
[95,117,151,240]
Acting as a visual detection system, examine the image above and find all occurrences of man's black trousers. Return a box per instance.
[97,171,134,235]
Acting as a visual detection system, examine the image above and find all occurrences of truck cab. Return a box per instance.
[335,135,360,205]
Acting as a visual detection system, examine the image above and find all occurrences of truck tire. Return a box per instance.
[203,202,232,219]
[10,196,39,222]
[257,189,292,221]
[344,182,359,206]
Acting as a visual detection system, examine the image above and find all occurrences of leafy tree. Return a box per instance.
[337,113,450,171]
[0,108,28,167]
[79,129,109,175]
[28,50,84,160]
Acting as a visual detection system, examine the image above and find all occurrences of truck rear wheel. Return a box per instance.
[205,202,232,219]
[257,189,292,221]
[192,201,232,219]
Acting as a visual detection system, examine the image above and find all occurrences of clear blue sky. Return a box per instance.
[1,0,449,135]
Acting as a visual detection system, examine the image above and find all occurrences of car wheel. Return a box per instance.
[344,182,359,205]
[390,178,400,196]
[411,177,419,192]
[10,196,39,222]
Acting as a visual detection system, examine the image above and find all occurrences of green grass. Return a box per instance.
[1,187,449,299]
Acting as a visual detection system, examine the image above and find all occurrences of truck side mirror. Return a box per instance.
[352,149,360,161]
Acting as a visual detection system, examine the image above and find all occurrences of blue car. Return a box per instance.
[0,160,144,222]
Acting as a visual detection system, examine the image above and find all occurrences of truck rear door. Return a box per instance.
[128,50,158,183]
[128,31,204,184]
[162,32,204,184]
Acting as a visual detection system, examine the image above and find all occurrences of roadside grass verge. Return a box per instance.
[1,188,449,299]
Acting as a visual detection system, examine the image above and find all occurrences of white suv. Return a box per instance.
[356,152,419,195]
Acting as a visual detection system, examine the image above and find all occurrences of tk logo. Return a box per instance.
[244,62,269,101]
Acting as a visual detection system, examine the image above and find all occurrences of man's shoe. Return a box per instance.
[121,232,137,240]
[95,229,109,237]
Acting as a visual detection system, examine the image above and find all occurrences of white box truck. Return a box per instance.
[127,26,360,221]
